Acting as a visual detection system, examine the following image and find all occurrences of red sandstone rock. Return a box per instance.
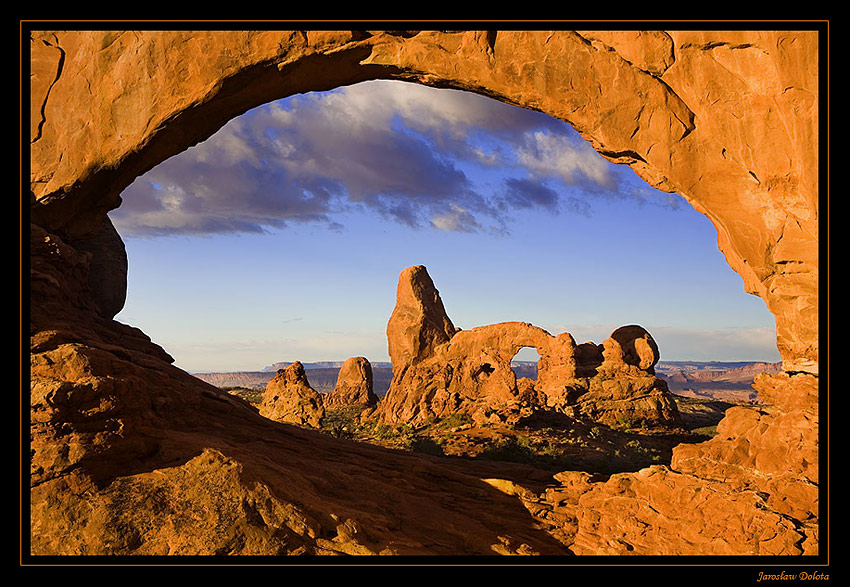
[380,266,681,430]
[386,265,458,371]
[27,29,821,557]
[258,362,325,428]
[604,325,660,372]
[322,356,378,409]
[670,372,819,523]
[571,465,808,555]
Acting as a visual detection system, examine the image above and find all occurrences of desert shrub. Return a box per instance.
[371,423,396,440]
[224,387,264,404]
[614,413,644,432]
[406,436,446,456]
[433,412,474,430]
[617,439,662,463]
[369,422,415,442]
[321,407,363,439]
[479,435,543,463]
[690,425,719,438]
[478,434,579,469]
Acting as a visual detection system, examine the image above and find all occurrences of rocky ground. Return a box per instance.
[28,29,821,558]
[225,385,738,476]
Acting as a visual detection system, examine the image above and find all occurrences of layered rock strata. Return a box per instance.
[380,266,681,430]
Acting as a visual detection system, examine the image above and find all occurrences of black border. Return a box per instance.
[20,20,831,579]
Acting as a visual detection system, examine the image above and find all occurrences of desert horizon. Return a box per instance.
[194,355,780,408]
[110,79,781,377]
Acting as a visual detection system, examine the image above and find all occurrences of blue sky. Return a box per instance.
[109,80,780,373]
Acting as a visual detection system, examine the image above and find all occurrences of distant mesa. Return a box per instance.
[262,360,392,372]
[379,265,681,429]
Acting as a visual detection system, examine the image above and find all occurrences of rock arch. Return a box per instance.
[28,28,822,556]
[30,29,819,374]
[381,265,681,428]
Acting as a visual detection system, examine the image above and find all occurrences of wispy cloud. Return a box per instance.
[111,80,672,238]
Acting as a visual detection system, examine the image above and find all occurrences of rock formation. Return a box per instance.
[322,356,378,409]
[386,265,459,370]
[27,28,822,557]
[380,266,680,429]
[258,362,325,428]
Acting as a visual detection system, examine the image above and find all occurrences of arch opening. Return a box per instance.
[510,346,540,383]
[28,30,820,556]
[107,79,783,467]
[110,79,780,380]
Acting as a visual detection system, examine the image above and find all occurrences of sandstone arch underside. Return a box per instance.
[28,29,823,556]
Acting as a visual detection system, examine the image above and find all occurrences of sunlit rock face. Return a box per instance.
[28,29,820,556]
[323,356,379,409]
[380,265,681,430]
[259,362,325,428]
[30,30,819,374]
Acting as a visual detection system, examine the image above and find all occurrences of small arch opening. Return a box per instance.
[510,347,540,382]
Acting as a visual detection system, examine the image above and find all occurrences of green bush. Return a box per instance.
[432,412,474,430]
[614,413,644,432]
[321,407,363,439]
[406,436,445,456]
[618,439,662,463]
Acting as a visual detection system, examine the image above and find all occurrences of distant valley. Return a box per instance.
[193,359,781,404]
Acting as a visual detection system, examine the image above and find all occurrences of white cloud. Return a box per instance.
[111,80,670,238]
[517,130,616,189]
[431,204,481,232]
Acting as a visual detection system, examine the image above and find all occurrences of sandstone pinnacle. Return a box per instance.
[258,362,325,428]
[386,265,457,370]
[379,266,681,430]
[323,356,378,408]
